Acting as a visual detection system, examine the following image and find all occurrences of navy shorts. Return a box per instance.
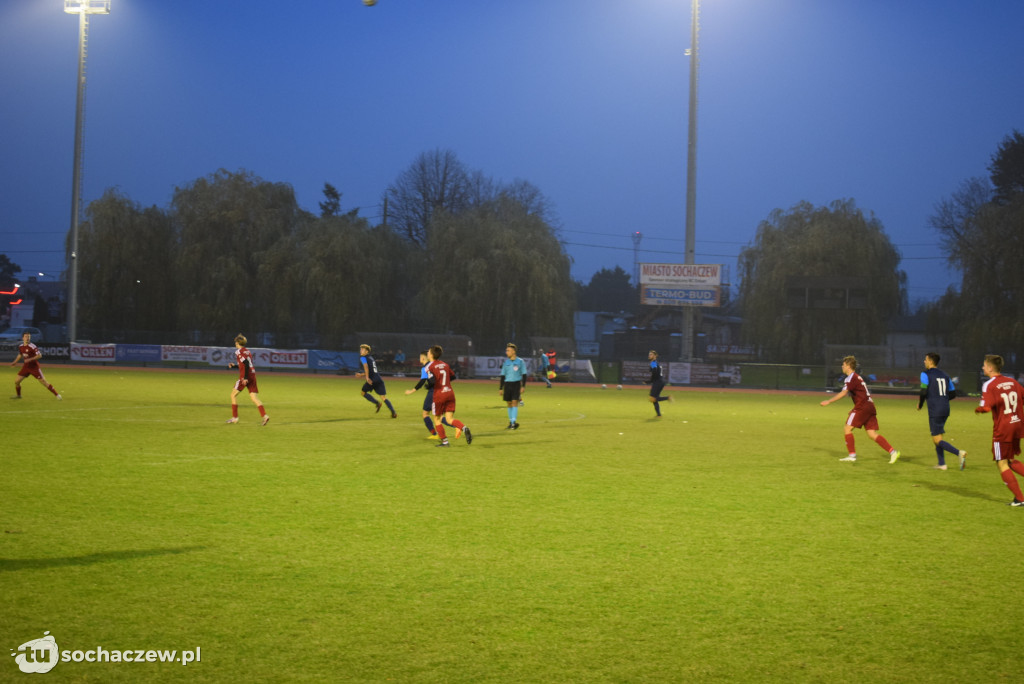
[361,379,387,396]
[649,380,666,398]
[928,414,949,437]
[422,390,433,412]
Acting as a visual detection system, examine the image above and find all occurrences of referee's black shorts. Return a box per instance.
[503,380,522,403]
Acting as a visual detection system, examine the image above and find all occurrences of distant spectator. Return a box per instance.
[394,349,406,365]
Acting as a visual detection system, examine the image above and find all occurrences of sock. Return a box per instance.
[844,434,856,456]
[436,423,447,440]
[874,435,894,453]
[657,396,668,402]
[258,405,266,417]
[384,399,395,414]
[1010,460,1024,477]
[48,384,58,396]
[507,407,514,423]
[935,445,945,467]
[511,406,518,422]
[1000,469,1024,501]
[423,416,435,433]
[450,419,466,430]
[362,394,378,406]
[15,384,21,397]
[939,440,960,455]
[231,404,239,418]
[655,402,661,416]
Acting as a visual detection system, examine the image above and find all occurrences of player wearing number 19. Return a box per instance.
[820,355,901,464]
[918,352,967,470]
[974,354,1024,506]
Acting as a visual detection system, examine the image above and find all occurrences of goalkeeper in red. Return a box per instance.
[226,334,269,426]
[820,355,901,464]
[975,354,1024,506]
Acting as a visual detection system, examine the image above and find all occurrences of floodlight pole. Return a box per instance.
[65,0,110,344]
[682,0,699,361]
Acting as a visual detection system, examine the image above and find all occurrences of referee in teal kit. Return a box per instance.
[499,343,529,429]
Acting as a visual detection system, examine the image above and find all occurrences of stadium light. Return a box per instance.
[682,0,699,360]
[64,0,111,344]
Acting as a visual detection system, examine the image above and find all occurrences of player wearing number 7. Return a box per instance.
[975,354,1024,506]
[918,352,967,470]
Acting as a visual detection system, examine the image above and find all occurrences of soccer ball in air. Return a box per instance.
[617,384,623,390]
[363,0,377,6]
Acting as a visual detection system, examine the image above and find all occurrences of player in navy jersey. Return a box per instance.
[499,343,528,429]
[405,351,438,438]
[226,334,269,425]
[646,350,672,417]
[10,331,61,400]
[427,345,471,447]
[918,352,966,470]
[357,344,396,418]
[820,355,901,463]
[975,354,1024,506]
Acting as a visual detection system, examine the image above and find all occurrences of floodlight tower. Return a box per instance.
[64,0,110,344]
[682,0,700,360]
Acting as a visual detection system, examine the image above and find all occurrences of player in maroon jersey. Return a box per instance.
[426,345,472,447]
[820,355,901,464]
[974,354,1024,506]
[10,331,61,400]
[225,334,269,426]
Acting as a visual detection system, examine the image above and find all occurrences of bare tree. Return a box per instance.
[385,149,470,246]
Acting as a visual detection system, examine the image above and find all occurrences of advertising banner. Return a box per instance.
[306,349,361,372]
[161,346,209,362]
[71,343,116,362]
[115,344,162,363]
[251,348,309,370]
[640,263,722,308]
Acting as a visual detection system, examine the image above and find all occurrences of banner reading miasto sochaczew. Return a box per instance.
[639,263,722,307]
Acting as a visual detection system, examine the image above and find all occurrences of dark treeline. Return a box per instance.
[73,150,574,352]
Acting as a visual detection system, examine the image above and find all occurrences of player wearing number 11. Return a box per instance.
[975,354,1024,506]
[918,352,967,470]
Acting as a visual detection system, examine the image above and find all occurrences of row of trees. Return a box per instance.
[74,150,574,351]
[924,130,1024,362]
[735,130,1024,364]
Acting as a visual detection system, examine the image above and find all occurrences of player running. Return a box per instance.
[918,352,967,470]
[975,354,1024,506]
[820,355,901,464]
[356,344,396,418]
[405,350,438,439]
[426,345,471,447]
[226,334,269,425]
[646,350,672,417]
[10,331,61,400]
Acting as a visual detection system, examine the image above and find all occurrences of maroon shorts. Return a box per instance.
[846,409,878,431]
[18,365,43,380]
[433,394,456,416]
[992,440,1021,461]
[234,377,259,394]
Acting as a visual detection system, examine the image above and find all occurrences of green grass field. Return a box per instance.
[2,367,1021,682]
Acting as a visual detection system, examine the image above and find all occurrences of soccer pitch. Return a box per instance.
[2,367,1020,682]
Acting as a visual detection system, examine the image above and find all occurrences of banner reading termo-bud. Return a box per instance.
[639,262,722,308]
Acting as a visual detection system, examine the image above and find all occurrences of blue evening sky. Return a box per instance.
[2,0,1022,308]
